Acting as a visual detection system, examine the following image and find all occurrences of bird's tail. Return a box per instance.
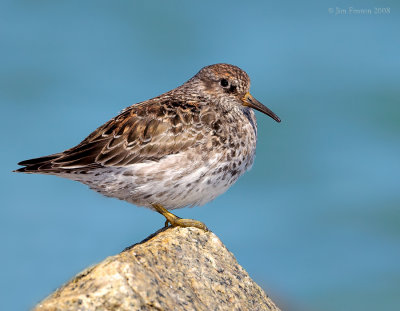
[14,153,63,174]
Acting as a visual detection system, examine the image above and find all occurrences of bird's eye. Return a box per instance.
[220,79,229,87]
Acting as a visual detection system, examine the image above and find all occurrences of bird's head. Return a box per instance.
[191,63,280,123]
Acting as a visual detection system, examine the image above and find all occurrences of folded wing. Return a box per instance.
[15,99,210,174]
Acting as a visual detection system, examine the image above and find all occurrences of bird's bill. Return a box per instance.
[242,92,281,123]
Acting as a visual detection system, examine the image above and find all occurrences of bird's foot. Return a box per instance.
[152,203,208,231]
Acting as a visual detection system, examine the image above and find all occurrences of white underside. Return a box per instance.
[67,149,254,210]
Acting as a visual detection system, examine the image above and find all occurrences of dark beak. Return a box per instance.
[242,92,281,123]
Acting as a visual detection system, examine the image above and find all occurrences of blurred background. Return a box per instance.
[1,1,399,310]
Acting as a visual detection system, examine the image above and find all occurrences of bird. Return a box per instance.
[15,63,281,231]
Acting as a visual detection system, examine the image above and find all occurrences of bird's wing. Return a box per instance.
[17,99,218,172]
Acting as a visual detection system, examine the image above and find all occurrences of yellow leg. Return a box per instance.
[152,204,208,231]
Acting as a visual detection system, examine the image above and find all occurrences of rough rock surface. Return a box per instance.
[34,227,280,311]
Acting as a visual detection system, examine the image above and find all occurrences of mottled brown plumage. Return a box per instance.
[15,63,280,229]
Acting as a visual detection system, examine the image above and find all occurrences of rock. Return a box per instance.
[34,227,280,311]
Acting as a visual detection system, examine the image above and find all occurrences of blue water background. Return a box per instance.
[1,1,399,310]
